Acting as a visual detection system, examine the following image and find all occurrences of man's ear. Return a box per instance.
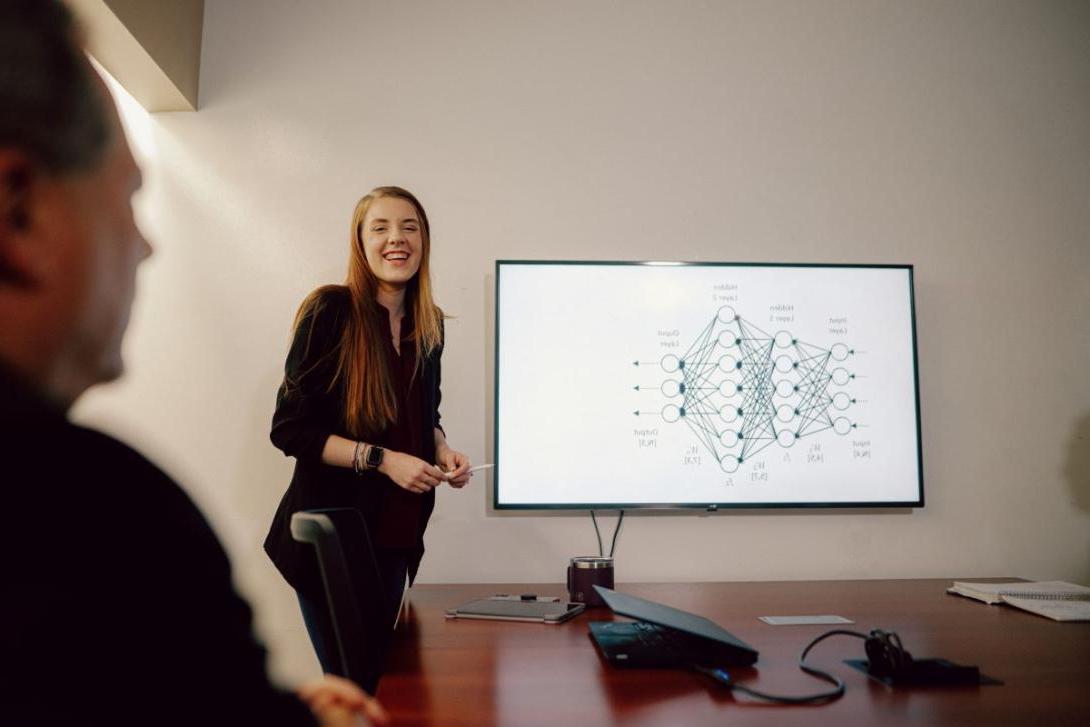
[0,149,46,286]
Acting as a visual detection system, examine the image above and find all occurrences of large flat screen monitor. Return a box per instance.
[494,261,923,509]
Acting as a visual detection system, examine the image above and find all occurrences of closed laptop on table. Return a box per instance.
[590,586,759,668]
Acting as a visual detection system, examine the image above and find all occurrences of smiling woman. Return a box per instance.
[263,186,472,688]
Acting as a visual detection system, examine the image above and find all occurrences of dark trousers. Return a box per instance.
[297,548,411,676]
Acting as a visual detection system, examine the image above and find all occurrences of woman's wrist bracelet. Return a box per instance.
[352,441,364,475]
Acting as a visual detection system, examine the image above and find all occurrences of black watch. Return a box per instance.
[365,445,385,469]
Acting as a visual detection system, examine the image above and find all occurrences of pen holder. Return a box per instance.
[567,556,614,607]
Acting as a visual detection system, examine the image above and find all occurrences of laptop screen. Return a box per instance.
[595,586,757,655]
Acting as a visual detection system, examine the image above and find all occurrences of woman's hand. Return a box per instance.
[436,446,471,488]
[379,450,448,494]
[298,674,389,726]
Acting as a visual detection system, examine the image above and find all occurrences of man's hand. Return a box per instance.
[298,674,389,726]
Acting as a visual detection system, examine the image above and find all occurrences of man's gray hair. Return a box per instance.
[0,0,110,173]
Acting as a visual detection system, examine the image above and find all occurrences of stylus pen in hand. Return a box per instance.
[444,463,494,479]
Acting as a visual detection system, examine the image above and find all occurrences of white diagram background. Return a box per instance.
[496,264,920,506]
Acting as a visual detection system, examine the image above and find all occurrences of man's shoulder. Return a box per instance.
[3,421,216,580]
[8,419,195,518]
[67,424,176,488]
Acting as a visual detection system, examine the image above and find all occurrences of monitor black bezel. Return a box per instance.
[492,260,924,511]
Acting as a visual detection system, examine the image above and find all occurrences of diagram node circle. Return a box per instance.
[718,355,737,373]
[774,330,793,348]
[775,355,794,373]
[718,379,737,397]
[832,392,851,410]
[717,306,737,324]
[719,455,740,473]
[774,379,794,398]
[777,430,796,447]
[833,417,852,435]
[830,343,849,361]
[831,367,851,386]
[660,354,680,373]
[661,405,680,423]
[660,380,681,398]
[720,430,739,448]
[776,405,794,423]
[719,406,739,424]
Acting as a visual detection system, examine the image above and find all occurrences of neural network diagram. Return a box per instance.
[638,306,858,473]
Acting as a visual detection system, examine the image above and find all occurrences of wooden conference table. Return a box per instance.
[377,579,1088,726]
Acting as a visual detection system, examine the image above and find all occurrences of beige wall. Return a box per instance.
[74,0,1090,684]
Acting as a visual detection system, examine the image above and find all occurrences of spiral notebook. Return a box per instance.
[947,580,1090,621]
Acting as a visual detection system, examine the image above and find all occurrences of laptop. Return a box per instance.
[589,586,759,668]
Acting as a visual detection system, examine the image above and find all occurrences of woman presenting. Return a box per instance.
[265,186,471,673]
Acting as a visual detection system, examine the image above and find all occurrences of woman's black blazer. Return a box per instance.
[264,286,443,594]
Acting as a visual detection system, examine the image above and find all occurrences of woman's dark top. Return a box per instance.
[371,321,426,549]
[264,286,443,595]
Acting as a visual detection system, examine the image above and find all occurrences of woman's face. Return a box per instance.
[361,196,424,290]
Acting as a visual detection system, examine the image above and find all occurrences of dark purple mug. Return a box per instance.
[567,556,614,607]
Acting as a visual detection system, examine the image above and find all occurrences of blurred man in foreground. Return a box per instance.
[0,2,387,724]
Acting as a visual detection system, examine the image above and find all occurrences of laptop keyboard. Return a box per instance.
[633,622,683,654]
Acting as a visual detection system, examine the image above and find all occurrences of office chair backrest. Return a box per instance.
[290,508,388,694]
